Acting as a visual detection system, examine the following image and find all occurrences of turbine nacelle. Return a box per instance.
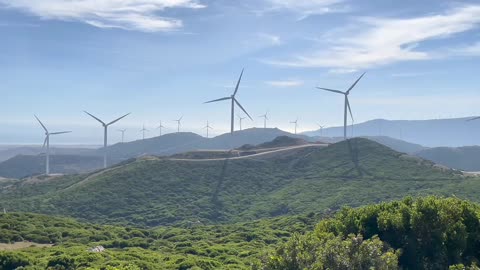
[204,68,252,134]
[316,72,365,139]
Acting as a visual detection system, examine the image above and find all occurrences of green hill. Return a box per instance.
[415,146,480,171]
[0,138,475,227]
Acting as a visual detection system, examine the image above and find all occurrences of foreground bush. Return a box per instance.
[264,196,480,270]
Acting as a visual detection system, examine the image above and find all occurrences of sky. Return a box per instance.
[1,0,480,144]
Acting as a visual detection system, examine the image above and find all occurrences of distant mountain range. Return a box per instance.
[304,117,480,147]
[2,124,480,179]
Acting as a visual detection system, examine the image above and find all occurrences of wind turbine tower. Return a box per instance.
[259,111,269,128]
[204,121,213,138]
[316,72,365,139]
[140,124,149,140]
[290,118,299,134]
[157,121,165,136]
[237,115,246,131]
[118,129,127,143]
[174,116,183,133]
[204,69,253,134]
[84,111,130,169]
[34,115,71,175]
[317,124,325,137]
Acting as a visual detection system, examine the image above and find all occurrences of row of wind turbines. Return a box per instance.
[34,68,363,175]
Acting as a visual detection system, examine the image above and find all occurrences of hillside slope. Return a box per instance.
[0,155,104,179]
[0,138,472,227]
[415,146,480,171]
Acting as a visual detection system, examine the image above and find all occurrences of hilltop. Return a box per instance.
[0,138,472,227]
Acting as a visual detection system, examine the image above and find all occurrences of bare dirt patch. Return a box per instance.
[0,242,53,251]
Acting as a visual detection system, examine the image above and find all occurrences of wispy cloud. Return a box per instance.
[265,79,304,87]
[257,33,282,46]
[264,0,345,17]
[0,0,206,32]
[265,5,480,70]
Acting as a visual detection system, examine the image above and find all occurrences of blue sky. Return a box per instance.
[1,0,480,144]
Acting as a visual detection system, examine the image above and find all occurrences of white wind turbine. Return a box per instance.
[84,111,130,169]
[316,72,365,139]
[34,115,71,175]
[290,118,299,135]
[174,116,183,133]
[317,124,325,137]
[140,124,149,140]
[118,129,127,143]
[204,120,213,138]
[204,69,253,134]
[259,111,269,128]
[237,115,246,131]
[157,121,166,136]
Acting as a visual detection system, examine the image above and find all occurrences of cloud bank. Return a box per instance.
[0,0,205,32]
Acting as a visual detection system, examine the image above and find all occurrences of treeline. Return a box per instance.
[264,196,480,269]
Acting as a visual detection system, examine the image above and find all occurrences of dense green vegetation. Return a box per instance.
[265,196,480,270]
[0,212,320,269]
[0,138,474,227]
[4,197,480,269]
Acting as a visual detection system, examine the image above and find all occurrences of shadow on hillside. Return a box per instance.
[345,139,372,177]
[210,158,229,221]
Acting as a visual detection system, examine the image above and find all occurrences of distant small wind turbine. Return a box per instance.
[316,72,365,139]
[174,116,183,133]
[204,121,213,138]
[140,124,149,140]
[317,124,325,137]
[259,111,269,128]
[157,121,166,136]
[84,111,130,169]
[34,115,71,175]
[290,118,299,134]
[237,115,246,131]
[118,129,127,143]
[204,69,253,134]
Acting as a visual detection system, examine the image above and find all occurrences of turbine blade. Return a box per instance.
[50,131,72,135]
[34,115,48,133]
[316,87,345,95]
[347,72,366,94]
[107,113,131,126]
[84,111,106,125]
[346,98,354,122]
[233,68,244,96]
[204,97,231,104]
[179,116,183,121]
[467,117,480,122]
[234,99,252,120]
[42,137,47,149]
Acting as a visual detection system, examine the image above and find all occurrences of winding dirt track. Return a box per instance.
[168,144,328,162]
[63,144,328,190]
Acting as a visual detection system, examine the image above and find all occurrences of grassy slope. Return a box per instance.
[0,138,475,227]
